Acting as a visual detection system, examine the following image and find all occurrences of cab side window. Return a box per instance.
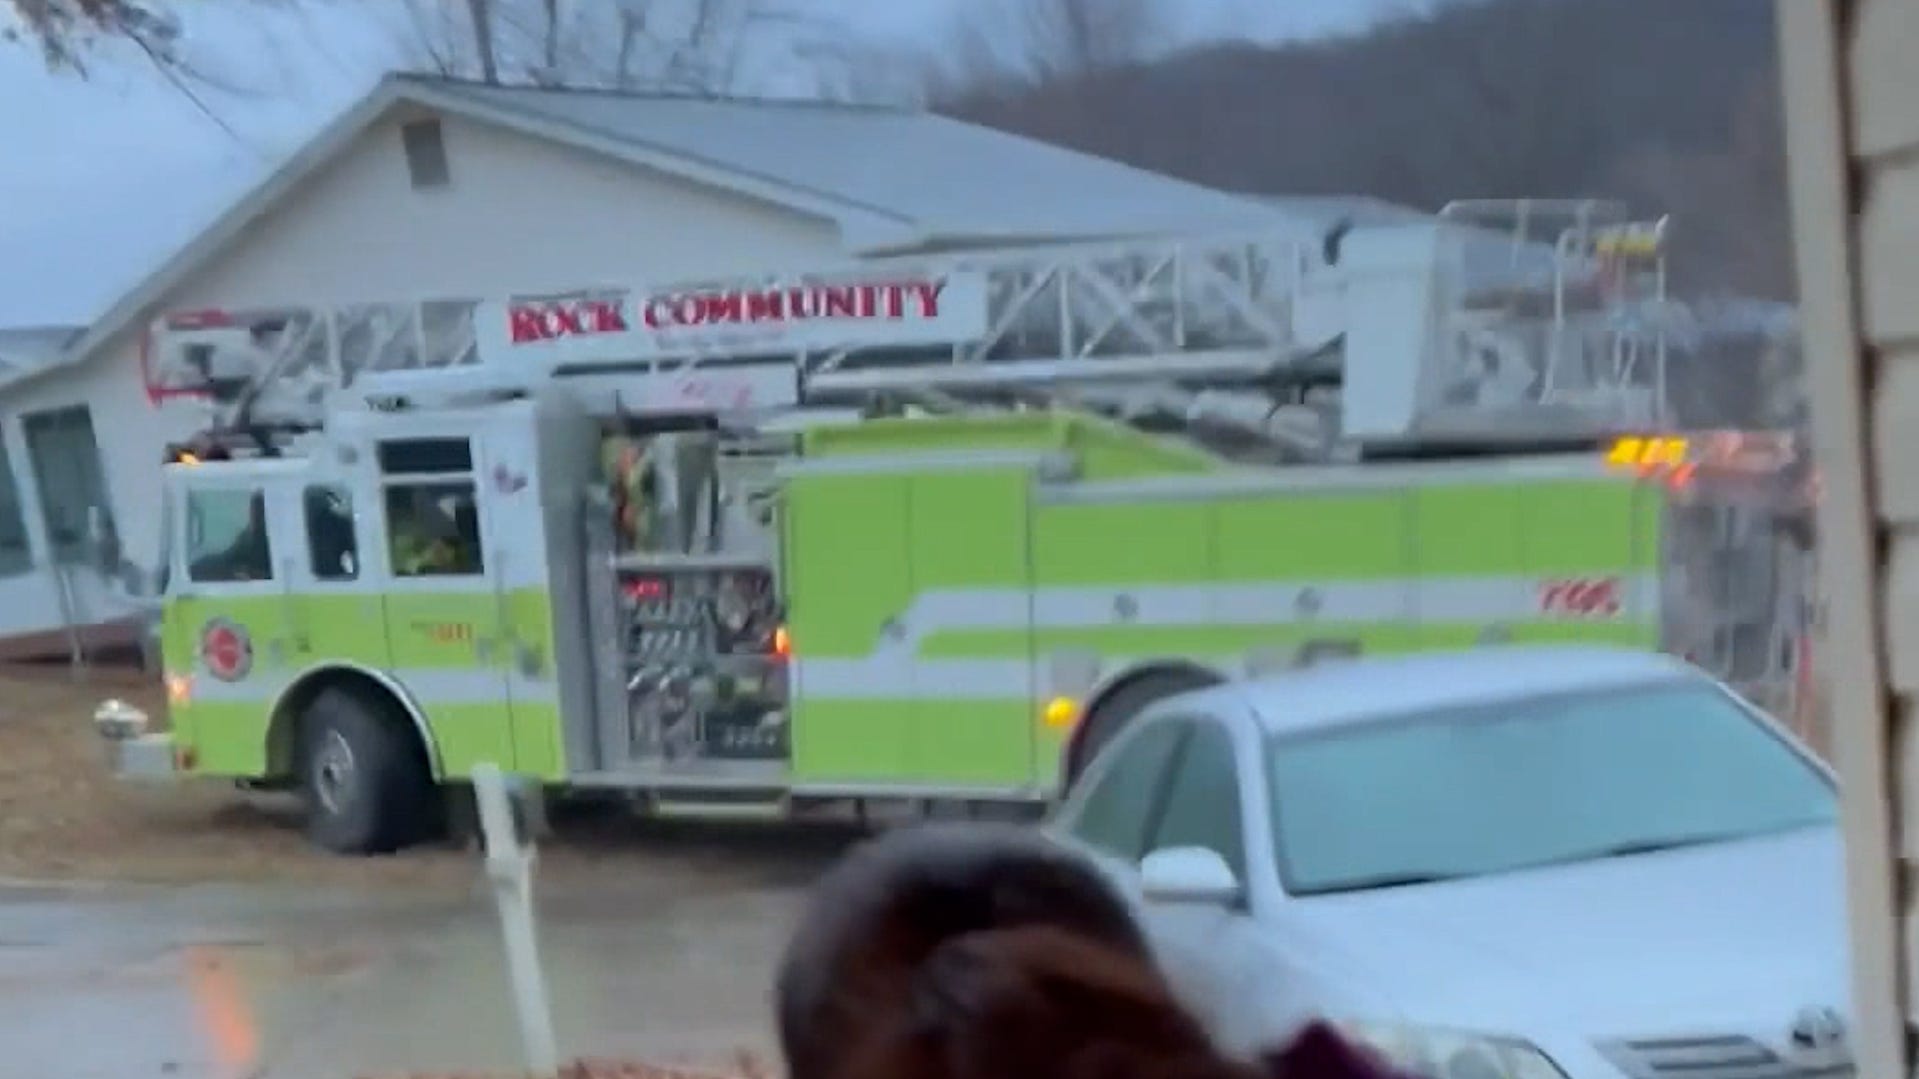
[379,438,484,578]
[186,488,272,584]
[304,485,358,581]
[1147,722,1247,880]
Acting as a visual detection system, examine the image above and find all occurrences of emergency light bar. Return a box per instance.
[1604,431,1798,476]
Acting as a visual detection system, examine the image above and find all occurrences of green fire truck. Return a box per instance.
[95,200,1814,854]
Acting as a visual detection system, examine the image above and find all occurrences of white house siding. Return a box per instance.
[1778,0,1919,1073]
[172,107,846,308]
[0,103,849,656]
[0,326,194,656]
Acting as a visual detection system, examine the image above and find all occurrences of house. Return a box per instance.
[1775,0,1919,1072]
[0,73,1300,661]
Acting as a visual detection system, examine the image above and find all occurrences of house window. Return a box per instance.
[401,118,450,190]
[0,436,31,577]
[22,405,114,565]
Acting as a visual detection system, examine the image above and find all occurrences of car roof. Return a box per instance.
[1177,645,1704,736]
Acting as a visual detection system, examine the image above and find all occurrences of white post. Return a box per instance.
[472,762,561,1078]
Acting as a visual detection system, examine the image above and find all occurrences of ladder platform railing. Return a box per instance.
[142,228,1324,424]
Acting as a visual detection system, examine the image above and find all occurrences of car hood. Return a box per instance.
[1272,825,1852,1037]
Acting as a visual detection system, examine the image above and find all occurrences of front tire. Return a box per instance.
[297,688,433,855]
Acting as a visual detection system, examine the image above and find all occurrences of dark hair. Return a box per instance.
[773,823,1415,1079]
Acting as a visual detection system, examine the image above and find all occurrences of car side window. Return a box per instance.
[1147,721,1247,880]
[1070,721,1187,861]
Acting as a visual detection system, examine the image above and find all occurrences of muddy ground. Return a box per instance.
[0,666,872,888]
[0,667,879,1077]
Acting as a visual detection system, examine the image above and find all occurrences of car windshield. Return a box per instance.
[1266,680,1836,897]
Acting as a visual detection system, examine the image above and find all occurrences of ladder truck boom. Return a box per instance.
[144,200,1679,459]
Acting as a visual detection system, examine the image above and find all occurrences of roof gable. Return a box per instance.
[31,74,1294,396]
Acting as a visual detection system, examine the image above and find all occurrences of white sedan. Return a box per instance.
[1046,645,1852,1079]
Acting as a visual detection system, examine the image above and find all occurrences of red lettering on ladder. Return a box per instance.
[1538,577,1623,618]
[507,298,630,344]
[634,278,952,331]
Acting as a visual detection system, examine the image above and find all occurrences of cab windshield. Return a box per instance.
[1266,680,1835,897]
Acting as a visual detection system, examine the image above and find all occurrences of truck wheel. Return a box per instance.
[1064,668,1218,792]
[297,689,432,855]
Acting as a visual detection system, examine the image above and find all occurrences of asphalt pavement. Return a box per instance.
[0,821,851,1079]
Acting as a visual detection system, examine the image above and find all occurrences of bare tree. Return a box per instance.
[5,0,179,73]
[927,0,1162,92]
[941,0,1789,298]
[392,0,882,100]
[4,0,271,146]
[1022,0,1160,81]
[463,0,498,82]
[541,0,558,75]
[612,5,644,87]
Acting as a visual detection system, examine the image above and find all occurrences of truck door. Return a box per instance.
[905,468,1036,788]
[362,428,517,776]
[785,472,915,783]
[273,474,393,680]
[167,472,298,776]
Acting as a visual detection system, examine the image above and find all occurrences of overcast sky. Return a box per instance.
[0,0,1409,328]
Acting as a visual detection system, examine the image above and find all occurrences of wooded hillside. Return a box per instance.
[942,0,1790,300]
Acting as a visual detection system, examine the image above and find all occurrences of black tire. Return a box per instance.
[1063,668,1219,791]
[297,688,433,855]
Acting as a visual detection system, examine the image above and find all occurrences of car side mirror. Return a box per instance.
[1139,845,1241,907]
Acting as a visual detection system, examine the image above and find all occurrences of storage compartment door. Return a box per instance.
[785,473,913,782]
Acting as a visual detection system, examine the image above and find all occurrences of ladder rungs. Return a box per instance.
[806,349,1283,396]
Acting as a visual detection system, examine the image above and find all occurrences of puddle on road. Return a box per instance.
[0,839,817,1077]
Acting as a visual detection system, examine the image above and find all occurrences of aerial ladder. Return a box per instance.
[139,201,1680,463]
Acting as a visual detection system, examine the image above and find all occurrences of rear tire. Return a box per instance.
[297,688,433,855]
[1063,668,1219,792]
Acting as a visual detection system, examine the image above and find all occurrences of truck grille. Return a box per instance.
[1595,1034,1853,1079]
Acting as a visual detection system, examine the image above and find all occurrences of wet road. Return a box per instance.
[0,820,858,1079]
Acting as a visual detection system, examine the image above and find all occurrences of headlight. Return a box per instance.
[1339,1020,1567,1079]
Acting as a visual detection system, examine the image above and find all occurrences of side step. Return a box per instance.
[647,797,788,821]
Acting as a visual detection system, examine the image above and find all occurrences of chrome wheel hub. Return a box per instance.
[313,730,357,814]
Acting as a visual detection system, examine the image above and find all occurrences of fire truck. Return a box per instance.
[92,199,1815,854]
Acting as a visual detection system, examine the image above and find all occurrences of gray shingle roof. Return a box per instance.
[1248,194,1437,230]
[409,76,1303,246]
[0,324,81,385]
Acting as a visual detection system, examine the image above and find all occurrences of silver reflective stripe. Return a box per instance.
[184,666,559,706]
[798,572,1661,700]
[869,574,1659,652]
[796,658,1031,701]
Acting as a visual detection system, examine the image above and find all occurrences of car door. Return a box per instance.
[1134,717,1266,1048]
[1051,716,1190,898]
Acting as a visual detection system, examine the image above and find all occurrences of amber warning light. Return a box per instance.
[1604,435,1698,490]
[1605,435,1690,470]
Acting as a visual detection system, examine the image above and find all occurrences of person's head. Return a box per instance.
[773,823,1414,1079]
